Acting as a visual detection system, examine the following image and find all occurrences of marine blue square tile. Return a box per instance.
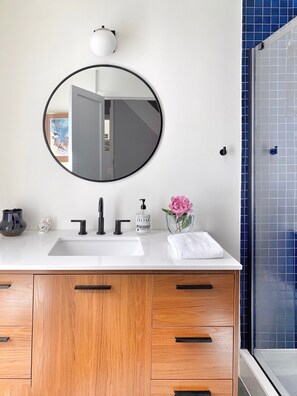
[248,15,256,23]
[272,7,280,15]
[280,7,289,14]
[255,32,264,40]
[256,7,264,15]
[247,7,255,15]
[272,15,280,23]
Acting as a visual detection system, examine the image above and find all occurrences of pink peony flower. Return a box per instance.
[168,195,193,217]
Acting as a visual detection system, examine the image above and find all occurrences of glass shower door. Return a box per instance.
[251,17,297,396]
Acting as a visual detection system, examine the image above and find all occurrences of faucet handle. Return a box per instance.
[114,220,130,235]
[71,220,87,235]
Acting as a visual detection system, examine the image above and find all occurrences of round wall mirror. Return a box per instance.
[43,65,163,182]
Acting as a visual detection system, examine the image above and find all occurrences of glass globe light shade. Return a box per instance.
[90,27,117,56]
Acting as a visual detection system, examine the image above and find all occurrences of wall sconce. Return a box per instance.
[90,25,116,56]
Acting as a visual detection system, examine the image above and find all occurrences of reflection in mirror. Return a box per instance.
[44,65,162,182]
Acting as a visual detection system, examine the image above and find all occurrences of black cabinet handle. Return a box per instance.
[0,337,9,343]
[0,284,11,289]
[175,337,212,343]
[174,391,211,396]
[176,284,213,290]
[74,285,112,290]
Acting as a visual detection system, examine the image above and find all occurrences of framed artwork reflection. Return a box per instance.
[45,113,69,163]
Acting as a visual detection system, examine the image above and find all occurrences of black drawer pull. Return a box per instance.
[175,337,212,343]
[74,285,112,290]
[176,284,213,290]
[0,284,11,289]
[0,337,9,343]
[174,391,211,396]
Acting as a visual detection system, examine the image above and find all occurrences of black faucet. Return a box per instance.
[114,220,131,235]
[97,197,105,235]
[71,219,87,235]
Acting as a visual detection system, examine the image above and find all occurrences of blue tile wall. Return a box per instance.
[241,0,297,348]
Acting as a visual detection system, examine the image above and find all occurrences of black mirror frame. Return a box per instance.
[43,64,163,182]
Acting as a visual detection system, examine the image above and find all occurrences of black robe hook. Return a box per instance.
[220,146,227,156]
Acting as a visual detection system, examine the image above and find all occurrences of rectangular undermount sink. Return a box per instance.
[48,237,144,257]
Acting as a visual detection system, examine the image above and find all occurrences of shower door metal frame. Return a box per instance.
[248,46,255,355]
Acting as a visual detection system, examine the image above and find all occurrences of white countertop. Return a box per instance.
[0,230,242,271]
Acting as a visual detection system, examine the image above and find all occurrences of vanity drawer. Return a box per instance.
[152,327,233,380]
[0,326,32,379]
[0,275,33,326]
[151,380,233,396]
[153,274,234,327]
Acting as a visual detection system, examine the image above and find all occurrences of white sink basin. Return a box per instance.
[48,237,144,257]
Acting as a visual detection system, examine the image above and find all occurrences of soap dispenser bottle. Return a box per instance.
[136,199,151,234]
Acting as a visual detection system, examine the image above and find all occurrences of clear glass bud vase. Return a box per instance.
[166,213,194,234]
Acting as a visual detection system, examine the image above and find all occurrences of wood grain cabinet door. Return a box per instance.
[0,327,32,379]
[32,275,152,396]
[153,274,234,327]
[152,327,233,380]
[0,275,33,326]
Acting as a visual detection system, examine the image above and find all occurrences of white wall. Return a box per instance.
[0,0,242,259]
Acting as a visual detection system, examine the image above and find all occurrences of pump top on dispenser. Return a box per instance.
[136,199,151,234]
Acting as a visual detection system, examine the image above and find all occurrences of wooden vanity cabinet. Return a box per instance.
[32,274,152,396]
[0,270,239,396]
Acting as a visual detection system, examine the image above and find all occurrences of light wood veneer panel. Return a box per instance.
[153,274,234,327]
[0,380,31,396]
[32,275,152,396]
[0,275,33,326]
[0,327,31,379]
[152,327,233,380]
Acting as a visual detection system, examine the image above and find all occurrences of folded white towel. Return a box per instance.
[167,231,224,259]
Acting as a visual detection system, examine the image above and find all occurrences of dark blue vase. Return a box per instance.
[0,209,27,237]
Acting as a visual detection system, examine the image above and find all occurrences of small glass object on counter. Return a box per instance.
[37,217,51,233]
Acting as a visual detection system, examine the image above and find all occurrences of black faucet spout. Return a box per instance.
[99,197,103,216]
[97,197,105,235]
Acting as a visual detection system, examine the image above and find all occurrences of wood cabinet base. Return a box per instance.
[0,270,239,396]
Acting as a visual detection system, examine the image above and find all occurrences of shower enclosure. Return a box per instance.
[250,17,297,396]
